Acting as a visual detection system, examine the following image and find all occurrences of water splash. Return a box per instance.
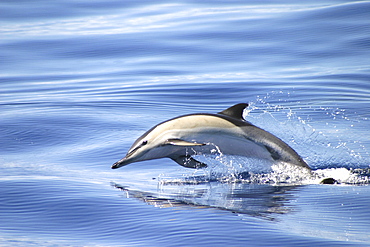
[247,92,370,169]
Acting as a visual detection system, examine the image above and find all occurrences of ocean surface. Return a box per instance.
[1,0,370,246]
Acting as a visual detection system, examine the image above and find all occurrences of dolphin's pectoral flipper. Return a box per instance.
[170,155,208,169]
[165,139,206,147]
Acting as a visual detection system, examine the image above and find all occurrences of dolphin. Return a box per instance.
[112,103,310,170]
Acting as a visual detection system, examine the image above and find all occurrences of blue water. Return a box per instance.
[1,0,370,246]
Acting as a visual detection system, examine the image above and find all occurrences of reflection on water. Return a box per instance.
[112,181,300,221]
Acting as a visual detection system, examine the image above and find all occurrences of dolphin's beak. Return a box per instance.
[111,157,131,169]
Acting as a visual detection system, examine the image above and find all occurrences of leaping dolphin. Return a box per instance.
[112,103,310,170]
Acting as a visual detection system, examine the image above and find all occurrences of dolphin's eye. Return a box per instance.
[142,140,148,145]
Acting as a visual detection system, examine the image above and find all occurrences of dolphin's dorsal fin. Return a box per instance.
[218,103,248,120]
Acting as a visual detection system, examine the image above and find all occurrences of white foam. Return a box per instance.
[159,155,370,185]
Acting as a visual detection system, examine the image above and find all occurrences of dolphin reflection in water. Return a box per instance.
[112,103,311,171]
